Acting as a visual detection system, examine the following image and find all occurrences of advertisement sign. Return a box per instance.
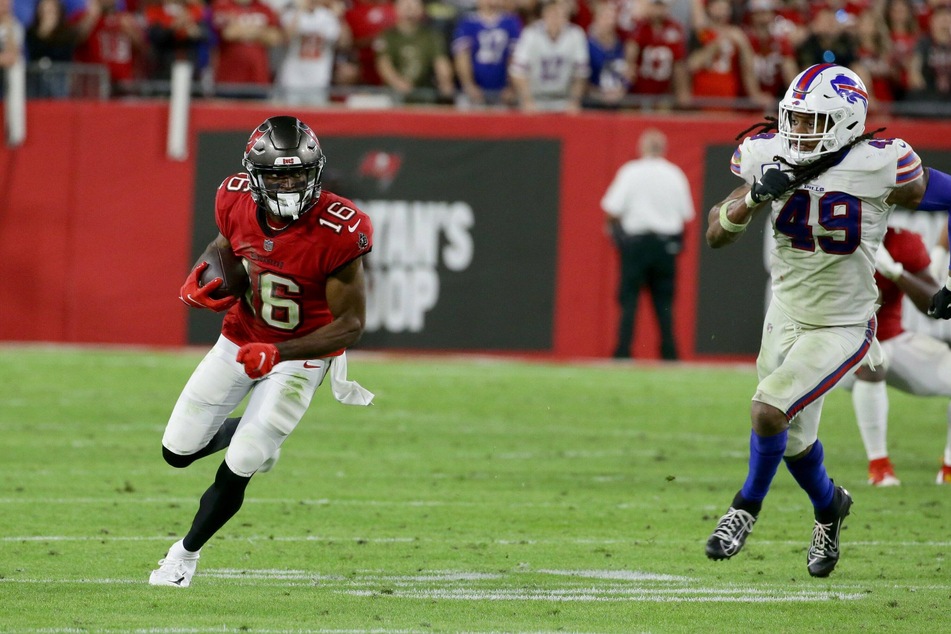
[190,133,561,351]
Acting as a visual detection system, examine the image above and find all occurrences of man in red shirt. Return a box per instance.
[210,0,283,87]
[344,0,397,85]
[839,226,951,486]
[624,0,690,105]
[144,0,209,80]
[149,116,374,588]
[744,0,798,99]
[71,0,147,89]
[686,0,765,106]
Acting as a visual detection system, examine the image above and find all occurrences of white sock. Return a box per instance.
[852,379,889,461]
[168,539,200,560]
[944,402,951,466]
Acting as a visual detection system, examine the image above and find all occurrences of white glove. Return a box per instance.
[875,245,903,281]
[929,245,949,282]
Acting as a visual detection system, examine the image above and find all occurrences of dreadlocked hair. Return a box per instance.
[735,117,887,192]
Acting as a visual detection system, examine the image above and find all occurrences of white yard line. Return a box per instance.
[0,567,880,604]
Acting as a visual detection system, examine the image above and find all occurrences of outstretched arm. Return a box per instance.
[875,245,940,315]
[888,167,951,318]
[887,167,951,212]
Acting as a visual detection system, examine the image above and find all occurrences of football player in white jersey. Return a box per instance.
[704,63,951,577]
[508,0,589,112]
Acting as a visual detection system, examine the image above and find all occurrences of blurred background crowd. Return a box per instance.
[1,0,950,113]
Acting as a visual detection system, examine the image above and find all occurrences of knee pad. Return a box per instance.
[225,431,275,477]
[162,445,196,469]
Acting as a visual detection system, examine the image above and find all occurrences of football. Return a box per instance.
[199,244,250,300]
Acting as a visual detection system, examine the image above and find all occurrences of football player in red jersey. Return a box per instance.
[70,0,148,90]
[624,0,690,106]
[209,0,283,86]
[149,116,374,588]
[838,226,951,486]
[744,0,798,100]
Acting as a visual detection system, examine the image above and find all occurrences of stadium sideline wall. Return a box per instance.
[2,101,951,360]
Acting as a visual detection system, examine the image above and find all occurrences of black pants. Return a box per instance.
[613,233,681,360]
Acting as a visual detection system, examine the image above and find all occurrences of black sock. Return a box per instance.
[182,460,251,552]
[731,490,762,517]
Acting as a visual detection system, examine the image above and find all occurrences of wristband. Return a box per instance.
[743,190,761,208]
[719,200,750,233]
[883,263,904,281]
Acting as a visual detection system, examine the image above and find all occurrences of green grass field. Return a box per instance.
[1,345,949,633]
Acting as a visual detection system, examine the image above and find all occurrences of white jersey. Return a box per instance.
[731,133,923,327]
[601,157,695,236]
[509,21,589,105]
[277,6,341,93]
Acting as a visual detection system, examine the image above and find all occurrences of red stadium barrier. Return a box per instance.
[3,100,951,360]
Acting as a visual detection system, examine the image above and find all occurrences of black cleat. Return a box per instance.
[807,485,853,577]
[706,506,758,560]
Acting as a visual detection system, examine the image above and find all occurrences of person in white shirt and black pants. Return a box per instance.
[601,128,695,360]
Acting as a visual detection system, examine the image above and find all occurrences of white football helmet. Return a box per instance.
[778,64,868,164]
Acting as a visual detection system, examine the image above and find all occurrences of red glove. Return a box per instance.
[179,262,238,312]
[236,343,280,379]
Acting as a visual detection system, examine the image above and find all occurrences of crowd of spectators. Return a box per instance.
[4,0,951,111]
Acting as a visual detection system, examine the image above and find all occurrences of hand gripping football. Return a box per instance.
[199,244,250,300]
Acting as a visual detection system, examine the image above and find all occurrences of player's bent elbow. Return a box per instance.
[338,314,366,348]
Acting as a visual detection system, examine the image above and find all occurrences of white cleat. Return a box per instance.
[149,554,199,588]
[870,473,901,487]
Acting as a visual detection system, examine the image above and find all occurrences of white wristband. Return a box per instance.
[743,191,759,208]
[884,263,904,281]
[719,200,750,233]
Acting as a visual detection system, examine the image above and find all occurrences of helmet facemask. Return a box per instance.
[777,64,868,165]
[242,116,327,221]
[246,159,325,220]
[778,105,848,164]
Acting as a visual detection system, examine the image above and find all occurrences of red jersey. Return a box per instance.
[344,0,397,85]
[627,17,687,95]
[210,0,280,84]
[746,27,794,97]
[890,31,918,92]
[71,10,143,81]
[856,41,894,102]
[875,227,930,342]
[214,174,374,353]
[690,27,742,97]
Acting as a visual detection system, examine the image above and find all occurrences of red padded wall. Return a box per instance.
[3,101,949,359]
